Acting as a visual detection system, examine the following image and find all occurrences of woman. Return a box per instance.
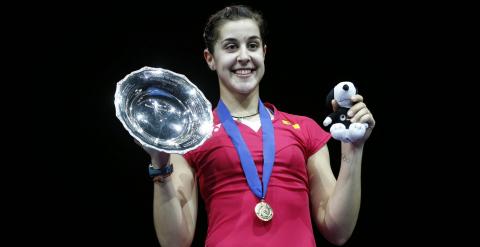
[142,5,375,247]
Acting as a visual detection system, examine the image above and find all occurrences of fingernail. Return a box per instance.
[348,111,353,116]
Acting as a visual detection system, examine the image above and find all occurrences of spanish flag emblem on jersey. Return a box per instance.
[282,120,300,129]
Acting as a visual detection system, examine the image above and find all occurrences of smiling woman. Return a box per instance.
[127,5,376,247]
[204,18,266,97]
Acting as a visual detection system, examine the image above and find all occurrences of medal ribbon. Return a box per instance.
[217,99,275,199]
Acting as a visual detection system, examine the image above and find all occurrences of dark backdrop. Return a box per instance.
[12,1,451,246]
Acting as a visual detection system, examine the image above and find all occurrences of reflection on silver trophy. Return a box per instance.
[114,67,213,154]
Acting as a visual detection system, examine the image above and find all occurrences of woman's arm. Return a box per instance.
[152,154,198,247]
[309,94,375,245]
[308,144,363,246]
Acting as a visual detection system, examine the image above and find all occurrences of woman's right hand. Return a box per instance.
[134,139,171,167]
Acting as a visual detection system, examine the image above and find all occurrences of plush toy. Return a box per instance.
[323,81,368,143]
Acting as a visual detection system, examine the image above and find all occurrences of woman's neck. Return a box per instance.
[220,90,259,117]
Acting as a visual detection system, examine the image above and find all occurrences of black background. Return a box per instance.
[10,0,470,246]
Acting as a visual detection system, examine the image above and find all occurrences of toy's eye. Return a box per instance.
[340,114,346,121]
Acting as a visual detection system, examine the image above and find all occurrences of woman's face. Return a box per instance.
[206,19,266,95]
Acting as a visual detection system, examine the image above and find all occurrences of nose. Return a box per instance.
[237,46,251,64]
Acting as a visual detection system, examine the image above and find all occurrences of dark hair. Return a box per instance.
[203,5,266,54]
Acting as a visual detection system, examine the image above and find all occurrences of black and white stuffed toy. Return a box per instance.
[323,81,368,143]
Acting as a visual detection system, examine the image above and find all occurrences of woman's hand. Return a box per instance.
[134,139,171,167]
[340,94,376,143]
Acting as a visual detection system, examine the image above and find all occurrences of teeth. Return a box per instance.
[235,69,252,75]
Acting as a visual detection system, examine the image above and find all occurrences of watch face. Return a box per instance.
[115,67,213,154]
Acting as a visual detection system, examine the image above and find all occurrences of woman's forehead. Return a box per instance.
[218,19,260,41]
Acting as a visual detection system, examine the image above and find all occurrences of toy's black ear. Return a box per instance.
[325,88,334,110]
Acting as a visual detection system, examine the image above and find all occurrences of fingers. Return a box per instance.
[349,95,375,128]
[352,109,375,127]
[348,102,366,120]
[350,107,368,122]
[133,138,171,163]
[361,114,375,129]
[350,94,363,103]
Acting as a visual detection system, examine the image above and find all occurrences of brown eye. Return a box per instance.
[224,43,237,51]
[248,42,259,50]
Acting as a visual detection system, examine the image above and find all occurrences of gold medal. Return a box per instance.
[255,200,273,221]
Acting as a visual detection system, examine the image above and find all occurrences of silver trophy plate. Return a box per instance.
[114,67,213,154]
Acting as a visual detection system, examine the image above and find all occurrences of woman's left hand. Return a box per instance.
[348,94,376,143]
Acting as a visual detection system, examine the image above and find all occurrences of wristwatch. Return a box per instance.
[148,163,173,178]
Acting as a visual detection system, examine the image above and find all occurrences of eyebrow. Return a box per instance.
[221,36,261,43]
